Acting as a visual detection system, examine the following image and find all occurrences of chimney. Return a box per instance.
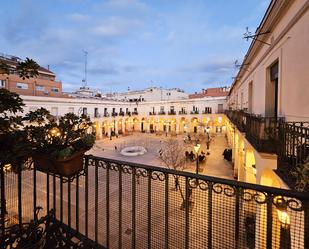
[47,65,50,70]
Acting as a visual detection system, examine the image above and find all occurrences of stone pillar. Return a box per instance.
[96,122,102,140]
[176,119,180,134]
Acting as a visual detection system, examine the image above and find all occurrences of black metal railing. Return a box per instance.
[190,110,199,115]
[277,122,309,186]
[158,111,166,115]
[245,114,284,153]
[168,111,176,115]
[126,111,131,116]
[179,111,187,115]
[225,110,285,153]
[119,111,125,117]
[225,110,247,132]
[112,112,118,117]
[1,156,308,249]
[149,112,156,115]
[132,111,138,115]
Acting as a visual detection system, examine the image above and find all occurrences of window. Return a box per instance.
[51,88,59,92]
[36,85,45,91]
[0,80,6,88]
[82,108,87,115]
[16,83,28,89]
[160,106,164,112]
[94,108,99,117]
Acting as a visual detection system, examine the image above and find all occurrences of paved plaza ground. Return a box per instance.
[90,132,234,180]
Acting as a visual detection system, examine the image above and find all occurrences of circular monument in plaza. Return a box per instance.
[120,146,147,156]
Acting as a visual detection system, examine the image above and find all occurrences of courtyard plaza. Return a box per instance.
[90,132,234,180]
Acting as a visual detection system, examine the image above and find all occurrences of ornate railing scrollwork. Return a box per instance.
[150,171,166,181]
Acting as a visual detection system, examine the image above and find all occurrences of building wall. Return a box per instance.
[21,95,227,118]
[228,0,309,121]
[0,73,63,97]
[112,87,188,102]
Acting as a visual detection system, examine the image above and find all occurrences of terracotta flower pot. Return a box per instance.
[33,150,87,177]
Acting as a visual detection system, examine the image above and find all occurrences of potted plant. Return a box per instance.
[25,108,95,177]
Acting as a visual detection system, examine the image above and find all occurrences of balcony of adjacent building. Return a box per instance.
[225,109,309,191]
[1,155,308,249]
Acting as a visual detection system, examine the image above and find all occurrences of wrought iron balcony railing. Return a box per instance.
[126,111,131,116]
[225,110,284,153]
[111,112,118,117]
[276,122,309,189]
[158,111,166,115]
[103,113,109,117]
[168,111,176,115]
[1,155,308,249]
[179,111,187,115]
[190,110,199,114]
[119,111,125,116]
[132,111,138,115]
[149,112,156,115]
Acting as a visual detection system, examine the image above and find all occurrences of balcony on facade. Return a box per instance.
[132,111,138,115]
[225,110,309,190]
[103,112,110,117]
[111,112,118,117]
[179,110,187,115]
[158,111,166,115]
[1,155,308,249]
[119,111,125,117]
[149,111,156,115]
[126,111,131,116]
[190,110,199,114]
[168,110,176,115]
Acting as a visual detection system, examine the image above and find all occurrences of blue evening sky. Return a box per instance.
[0,0,270,93]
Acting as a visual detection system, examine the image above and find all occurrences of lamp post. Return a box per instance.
[206,126,211,150]
[194,143,201,174]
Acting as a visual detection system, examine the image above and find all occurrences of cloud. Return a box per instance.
[91,16,143,37]
[68,13,90,22]
[179,60,234,74]
[88,65,119,75]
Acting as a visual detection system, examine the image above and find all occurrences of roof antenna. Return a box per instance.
[82,50,88,88]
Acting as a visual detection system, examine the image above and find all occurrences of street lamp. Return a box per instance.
[276,200,291,249]
[194,143,201,174]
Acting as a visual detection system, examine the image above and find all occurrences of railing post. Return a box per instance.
[17,165,22,228]
[185,177,190,249]
[95,160,99,245]
[33,164,37,221]
[106,162,110,248]
[132,167,136,249]
[0,164,6,246]
[208,181,213,249]
[84,156,89,237]
[118,164,123,249]
[235,187,241,248]
[147,170,152,249]
[164,173,169,249]
[304,201,309,249]
[266,194,273,249]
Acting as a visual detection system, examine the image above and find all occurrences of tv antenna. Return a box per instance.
[82,50,88,88]
[243,27,270,45]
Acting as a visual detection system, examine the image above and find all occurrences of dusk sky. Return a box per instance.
[0,0,270,93]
